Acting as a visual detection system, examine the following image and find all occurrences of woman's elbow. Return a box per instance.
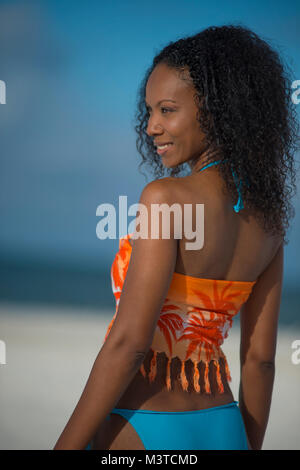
[241,352,276,369]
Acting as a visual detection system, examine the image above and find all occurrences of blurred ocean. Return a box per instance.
[0,255,299,327]
[0,255,114,310]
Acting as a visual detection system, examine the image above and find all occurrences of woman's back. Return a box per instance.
[170,165,282,282]
[109,165,282,410]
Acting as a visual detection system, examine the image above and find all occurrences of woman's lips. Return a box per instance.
[156,143,174,155]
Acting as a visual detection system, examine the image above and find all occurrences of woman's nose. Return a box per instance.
[146,115,163,136]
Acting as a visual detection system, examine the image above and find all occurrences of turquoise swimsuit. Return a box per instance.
[86,401,248,450]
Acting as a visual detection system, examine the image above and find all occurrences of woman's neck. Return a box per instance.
[189,148,221,175]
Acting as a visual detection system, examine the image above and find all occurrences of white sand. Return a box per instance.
[0,301,299,450]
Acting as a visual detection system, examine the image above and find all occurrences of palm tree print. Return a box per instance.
[176,281,246,362]
[156,301,183,355]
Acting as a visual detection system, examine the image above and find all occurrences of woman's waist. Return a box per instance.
[114,351,235,412]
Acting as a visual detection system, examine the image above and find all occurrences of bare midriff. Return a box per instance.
[114,349,235,412]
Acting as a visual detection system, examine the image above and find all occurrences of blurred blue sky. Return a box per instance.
[0,0,300,290]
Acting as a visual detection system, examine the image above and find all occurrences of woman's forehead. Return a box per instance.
[145,65,193,104]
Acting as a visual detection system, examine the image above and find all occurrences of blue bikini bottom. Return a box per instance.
[85,401,249,450]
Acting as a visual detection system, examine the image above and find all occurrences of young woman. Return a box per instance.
[53,24,299,450]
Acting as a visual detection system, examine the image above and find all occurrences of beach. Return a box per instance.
[0,301,299,450]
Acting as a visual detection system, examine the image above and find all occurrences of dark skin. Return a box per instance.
[53,63,283,450]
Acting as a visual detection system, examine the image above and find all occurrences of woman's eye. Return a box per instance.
[161,107,172,113]
[146,107,173,114]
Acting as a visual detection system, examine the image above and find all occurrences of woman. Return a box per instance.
[53,25,299,450]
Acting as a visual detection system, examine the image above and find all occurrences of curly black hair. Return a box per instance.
[133,24,300,245]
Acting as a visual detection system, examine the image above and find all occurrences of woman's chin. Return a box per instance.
[161,156,181,169]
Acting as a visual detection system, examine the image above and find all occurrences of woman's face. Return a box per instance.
[145,63,210,170]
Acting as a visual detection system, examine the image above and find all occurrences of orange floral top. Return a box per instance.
[103,232,257,395]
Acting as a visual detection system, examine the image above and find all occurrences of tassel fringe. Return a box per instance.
[166,357,172,390]
[214,359,224,393]
[138,350,230,394]
[193,361,201,393]
[180,360,189,391]
[149,350,157,383]
[204,361,211,394]
[224,356,232,382]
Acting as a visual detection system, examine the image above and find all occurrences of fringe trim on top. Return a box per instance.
[138,348,232,395]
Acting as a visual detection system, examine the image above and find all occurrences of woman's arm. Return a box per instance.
[53,340,148,449]
[238,242,284,450]
[53,179,178,449]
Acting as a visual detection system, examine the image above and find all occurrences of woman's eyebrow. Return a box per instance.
[145,99,177,108]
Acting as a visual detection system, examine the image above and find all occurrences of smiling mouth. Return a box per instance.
[156,143,174,155]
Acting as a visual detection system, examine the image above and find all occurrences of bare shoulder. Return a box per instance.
[139,176,180,204]
[143,176,200,207]
[128,178,181,248]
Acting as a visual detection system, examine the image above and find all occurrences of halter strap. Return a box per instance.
[195,159,248,213]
